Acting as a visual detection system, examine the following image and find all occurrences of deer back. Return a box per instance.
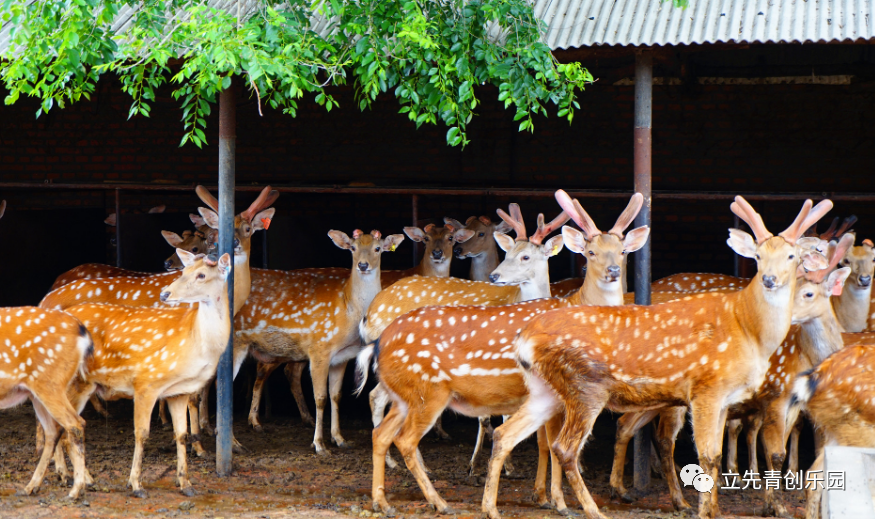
[50,264,155,291]
[41,271,183,312]
[651,273,748,293]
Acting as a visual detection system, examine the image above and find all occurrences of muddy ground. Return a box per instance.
[0,393,812,519]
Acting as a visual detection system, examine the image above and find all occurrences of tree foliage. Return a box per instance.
[0,0,681,148]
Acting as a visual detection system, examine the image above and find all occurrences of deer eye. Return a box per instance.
[478,232,485,237]
[522,255,530,261]
[844,259,850,264]
[351,246,356,252]
[424,237,430,242]
[755,254,761,260]
[788,254,795,260]
[197,273,206,280]
[588,251,595,256]
[192,247,198,253]
[375,247,381,252]
[805,292,814,298]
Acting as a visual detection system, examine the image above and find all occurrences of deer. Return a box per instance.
[480,196,833,519]
[832,237,875,332]
[358,191,649,515]
[0,308,92,500]
[234,229,404,454]
[50,214,217,290]
[57,250,232,498]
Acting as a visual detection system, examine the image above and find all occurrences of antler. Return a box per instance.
[530,211,570,245]
[833,215,857,239]
[555,190,600,237]
[195,186,219,212]
[0,200,6,220]
[496,203,527,241]
[242,186,278,223]
[730,196,773,244]
[806,233,855,283]
[370,230,382,239]
[608,193,645,237]
[816,217,839,241]
[785,199,833,244]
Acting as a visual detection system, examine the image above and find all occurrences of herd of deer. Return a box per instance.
[2,188,875,519]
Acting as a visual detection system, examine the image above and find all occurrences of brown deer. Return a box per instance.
[833,237,875,332]
[61,250,233,497]
[235,229,404,454]
[0,311,92,499]
[444,215,512,282]
[481,196,832,519]
[786,343,875,518]
[358,192,649,515]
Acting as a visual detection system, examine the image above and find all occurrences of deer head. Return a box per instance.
[196,185,278,262]
[160,250,232,304]
[404,223,471,268]
[161,227,216,271]
[555,190,649,287]
[328,229,405,276]
[488,204,568,299]
[838,236,875,291]
[792,234,854,325]
[444,216,512,260]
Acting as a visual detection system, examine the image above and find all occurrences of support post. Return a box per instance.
[411,194,420,266]
[114,188,122,267]
[216,81,236,477]
[633,48,653,492]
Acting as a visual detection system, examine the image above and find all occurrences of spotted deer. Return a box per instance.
[235,229,404,454]
[443,215,512,282]
[59,251,232,498]
[786,342,875,518]
[0,308,92,500]
[357,192,649,516]
[481,196,833,519]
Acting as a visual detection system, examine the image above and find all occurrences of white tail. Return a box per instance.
[353,343,376,397]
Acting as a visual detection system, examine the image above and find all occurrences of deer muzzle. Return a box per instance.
[859,275,872,288]
[358,262,370,272]
[607,265,621,281]
[762,274,778,289]
[160,291,171,302]
[431,249,444,260]
[453,246,463,257]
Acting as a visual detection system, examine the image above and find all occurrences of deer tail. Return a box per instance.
[75,322,95,379]
[354,338,379,397]
[787,368,818,432]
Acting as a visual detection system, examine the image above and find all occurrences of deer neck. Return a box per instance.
[192,287,232,359]
[231,250,251,316]
[517,265,552,301]
[345,267,383,317]
[417,256,451,278]
[571,272,625,307]
[735,278,795,357]
[832,283,872,333]
[799,306,845,365]
[470,243,501,282]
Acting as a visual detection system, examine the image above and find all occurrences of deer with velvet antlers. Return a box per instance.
[480,196,832,519]
[357,191,650,516]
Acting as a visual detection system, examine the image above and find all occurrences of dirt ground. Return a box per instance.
[0,401,809,519]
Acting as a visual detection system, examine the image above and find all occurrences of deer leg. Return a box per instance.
[328,361,350,448]
[431,414,451,440]
[544,414,569,513]
[284,362,314,426]
[370,383,400,469]
[501,416,514,475]
[787,419,802,473]
[310,359,331,454]
[610,410,660,503]
[760,410,791,518]
[249,361,282,432]
[372,403,406,515]
[27,395,86,500]
[553,399,610,519]
[469,417,490,476]
[532,425,549,507]
[23,401,62,497]
[804,449,825,519]
[51,426,71,484]
[166,394,195,497]
[158,398,170,427]
[394,393,454,514]
[187,393,206,458]
[745,413,763,475]
[482,379,561,519]
[656,406,690,511]
[128,392,160,498]
[35,422,45,458]
[198,378,214,436]
[689,403,728,519]
[725,418,742,474]
[89,394,111,418]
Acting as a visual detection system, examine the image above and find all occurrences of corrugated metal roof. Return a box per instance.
[2,0,874,56]
[536,0,875,48]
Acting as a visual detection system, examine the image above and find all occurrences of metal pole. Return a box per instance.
[216,80,236,477]
[114,189,122,267]
[412,194,419,266]
[633,48,653,492]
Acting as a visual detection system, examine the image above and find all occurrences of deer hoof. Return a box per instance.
[181,486,196,497]
[334,439,352,449]
[131,489,147,499]
[161,422,172,430]
[251,423,264,433]
[302,416,316,427]
[557,508,578,517]
[16,487,35,497]
[439,506,456,515]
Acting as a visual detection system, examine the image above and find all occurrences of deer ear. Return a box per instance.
[495,220,513,234]
[162,231,184,248]
[561,226,588,254]
[796,236,824,253]
[251,208,275,231]
[801,250,830,272]
[217,253,232,280]
[444,217,465,229]
[727,229,757,259]
[382,234,405,252]
[494,232,515,252]
[403,227,426,242]
[198,207,219,229]
[454,229,475,243]
[190,213,206,227]
[177,249,199,268]
[622,227,650,253]
[328,230,353,250]
[543,235,564,257]
[827,267,851,297]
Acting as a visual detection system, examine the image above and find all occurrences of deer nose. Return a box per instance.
[860,275,872,287]
[489,273,500,283]
[358,262,370,272]
[159,291,170,302]
[233,238,240,249]
[164,259,174,270]
[432,249,443,260]
[453,246,463,257]
[607,265,621,279]
[762,275,777,289]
